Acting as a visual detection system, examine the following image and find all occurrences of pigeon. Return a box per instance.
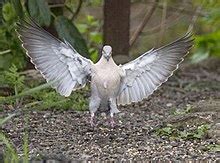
[16,18,193,127]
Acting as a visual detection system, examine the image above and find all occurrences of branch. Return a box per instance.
[129,0,158,47]
[71,0,83,21]
[64,0,83,21]
[141,14,183,35]
[49,4,65,8]
[188,6,202,31]
[157,0,167,46]
[141,1,191,36]
[151,1,206,17]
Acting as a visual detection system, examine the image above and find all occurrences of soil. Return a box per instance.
[0,58,220,161]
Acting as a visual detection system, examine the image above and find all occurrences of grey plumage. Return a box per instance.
[16,19,92,97]
[16,18,193,126]
[117,32,193,105]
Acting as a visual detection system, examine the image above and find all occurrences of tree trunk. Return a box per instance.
[104,0,130,59]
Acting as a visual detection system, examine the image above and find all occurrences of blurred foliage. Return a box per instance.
[191,0,220,63]
[55,16,89,57]
[0,0,102,71]
[0,1,26,70]
[28,0,51,26]
[76,15,102,62]
[0,65,89,111]
[0,0,99,111]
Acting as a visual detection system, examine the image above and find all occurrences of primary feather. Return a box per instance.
[16,19,92,97]
[117,31,193,105]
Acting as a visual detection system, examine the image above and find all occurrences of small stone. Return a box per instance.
[166,103,173,107]
[217,140,220,145]
[170,141,178,147]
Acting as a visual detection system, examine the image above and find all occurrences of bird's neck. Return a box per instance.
[99,56,115,65]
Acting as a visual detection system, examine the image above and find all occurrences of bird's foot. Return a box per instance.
[110,117,115,128]
[109,113,115,128]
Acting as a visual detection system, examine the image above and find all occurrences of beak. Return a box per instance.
[106,55,110,61]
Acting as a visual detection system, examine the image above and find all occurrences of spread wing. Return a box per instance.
[117,31,193,105]
[16,19,92,97]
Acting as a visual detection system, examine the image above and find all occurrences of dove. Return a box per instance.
[16,18,193,127]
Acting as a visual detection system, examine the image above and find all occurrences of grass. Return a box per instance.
[0,64,89,111]
[0,113,16,126]
[22,115,29,163]
[0,131,29,163]
[0,114,29,162]
[0,65,88,161]
[0,132,19,163]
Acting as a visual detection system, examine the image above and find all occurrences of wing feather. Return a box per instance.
[16,18,92,96]
[117,31,193,105]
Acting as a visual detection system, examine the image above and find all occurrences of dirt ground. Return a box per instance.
[1,58,220,161]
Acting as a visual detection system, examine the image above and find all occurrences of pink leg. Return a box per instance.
[90,113,96,127]
[109,113,115,128]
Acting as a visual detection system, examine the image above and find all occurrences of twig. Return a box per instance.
[157,0,167,46]
[141,14,183,35]
[71,0,83,21]
[149,1,206,17]
[188,6,202,31]
[0,49,11,55]
[129,0,158,47]
[50,11,57,19]
[65,5,74,15]
[141,1,189,37]
[49,4,65,8]
[64,0,83,21]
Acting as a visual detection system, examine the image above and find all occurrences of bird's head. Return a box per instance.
[102,45,112,61]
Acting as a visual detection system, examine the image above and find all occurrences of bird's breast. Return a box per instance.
[91,65,121,97]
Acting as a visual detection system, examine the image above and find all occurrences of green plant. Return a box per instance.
[0,113,18,162]
[76,15,102,62]
[22,116,29,163]
[28,0,51,26]
[206,144,220,152]
[172,104,192,115]
[4,65,25,95]
[191,0,220,63]
[0,0,95,71]
[191,30,220,63]
[0,1,26,70]
[0,114,29,163]
[0,113,15,126]
[0,77,89,111]
[0,132,19,163]
[192,124,210,139]
[156,124,210,140]
[1,64,25,105]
